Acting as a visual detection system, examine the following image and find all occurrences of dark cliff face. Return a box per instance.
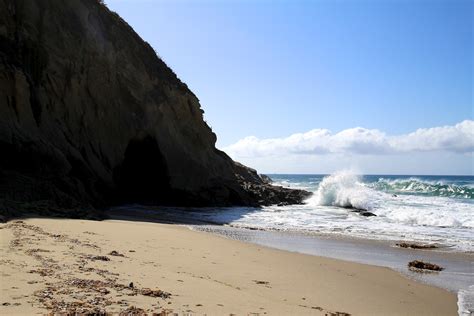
[0,0,310,219]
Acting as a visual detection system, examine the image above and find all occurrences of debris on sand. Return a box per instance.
[28,268,55,277]
[140,288,171,299]
[25,248,51,254]
[396,243,437,250]
[253,280,270,285]
[67,278,109,290]
[118,306,146,315]
[408,260,444,271]
[86,255,110,261]
[4,220,174,314]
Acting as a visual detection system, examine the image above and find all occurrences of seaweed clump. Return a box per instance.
[408,260,444,272]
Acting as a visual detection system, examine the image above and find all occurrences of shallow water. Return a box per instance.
[109,204,474,315]
[207,172,474,252]
[110,172,474,314]
[191,224,473,294]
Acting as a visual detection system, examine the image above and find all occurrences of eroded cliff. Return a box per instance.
[0,0,310,220]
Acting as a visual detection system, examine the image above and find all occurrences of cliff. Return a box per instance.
[0,0,310,220]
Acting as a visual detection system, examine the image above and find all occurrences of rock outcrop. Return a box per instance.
[0,0,310,220]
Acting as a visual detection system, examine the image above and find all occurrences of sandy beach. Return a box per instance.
[0,218,457,315]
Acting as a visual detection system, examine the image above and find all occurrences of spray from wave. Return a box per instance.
[307,170,377,212]
[303,171,473,228]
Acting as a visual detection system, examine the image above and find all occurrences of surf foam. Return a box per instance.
[458,285,474,316]
[307,170,377,211]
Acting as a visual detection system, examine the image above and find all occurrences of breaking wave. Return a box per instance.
[303,171,474,229]
[369,178,473,199]
[307,170,377,211]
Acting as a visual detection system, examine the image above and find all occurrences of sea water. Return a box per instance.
[112,171,474,315]
[171,171,473,252]
[235,171,474,316]
[230,171,474,251]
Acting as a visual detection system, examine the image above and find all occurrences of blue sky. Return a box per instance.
[105,0,473,174]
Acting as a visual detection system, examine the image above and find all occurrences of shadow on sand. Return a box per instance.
[105,204,261,226]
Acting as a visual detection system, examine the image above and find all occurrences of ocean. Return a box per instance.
[240,172,474,251]
[156,172,474,252]
[112,172,474,314]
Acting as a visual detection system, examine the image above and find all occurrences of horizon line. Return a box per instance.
[262,173,474,177]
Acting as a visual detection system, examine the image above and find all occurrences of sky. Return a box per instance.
[105,0,473,175]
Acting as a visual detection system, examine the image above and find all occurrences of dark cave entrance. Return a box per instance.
[114,135,171,203]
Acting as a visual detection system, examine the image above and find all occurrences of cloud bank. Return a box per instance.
[223,120,474,158]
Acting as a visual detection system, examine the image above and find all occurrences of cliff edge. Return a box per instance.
[0,0,311,220]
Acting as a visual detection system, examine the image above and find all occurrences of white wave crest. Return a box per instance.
[369,177,474,199]
[307,170,377,211]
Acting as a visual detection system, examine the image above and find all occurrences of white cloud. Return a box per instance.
[223,120,474,158]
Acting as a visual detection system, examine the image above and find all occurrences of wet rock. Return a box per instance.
[408,260,444,271]
[348,207,376,217]
[359,211,376,217]
[396,243,438,249]
[233,164,312,206]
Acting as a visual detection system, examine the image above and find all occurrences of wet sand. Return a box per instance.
[0,218,457,315]
[192,224,474,294]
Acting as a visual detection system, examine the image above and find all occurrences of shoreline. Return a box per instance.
[190,224,473,294]
[109,205,474,294]
[109,203,474,254]
[0,217,458,315]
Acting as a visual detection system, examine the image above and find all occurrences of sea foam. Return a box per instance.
[458,285,474,316]
[307,170,377,211]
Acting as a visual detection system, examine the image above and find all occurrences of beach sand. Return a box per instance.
[0,218,457,315]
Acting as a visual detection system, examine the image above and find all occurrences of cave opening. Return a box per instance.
[114,135,171,203]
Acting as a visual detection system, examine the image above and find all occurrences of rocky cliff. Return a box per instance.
[0,0,310,220]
